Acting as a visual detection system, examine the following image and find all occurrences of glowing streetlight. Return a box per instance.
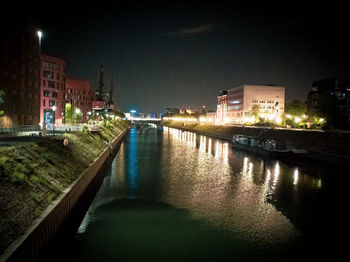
[37,30,43,52]
[51,105,56,134]
[294,117,301,124]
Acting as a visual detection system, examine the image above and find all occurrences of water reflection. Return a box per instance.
[164,127,229,162]
[74,126,336,260]
[293,169,299,185]
[161,128,300,243]
[127,127,139,199]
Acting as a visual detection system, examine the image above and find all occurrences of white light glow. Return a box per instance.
[293,169,299,185]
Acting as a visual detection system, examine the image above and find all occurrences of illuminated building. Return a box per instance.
[206,112,216,123]
[217,85,285,124]
[0,24,40,126]
[66,78,95,123]
[40,54,66,125]
[217,90,228,123]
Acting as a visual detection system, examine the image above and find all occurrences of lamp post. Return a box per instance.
[75,108,81,129]
[52,106,56,135]
[37,30,43,53]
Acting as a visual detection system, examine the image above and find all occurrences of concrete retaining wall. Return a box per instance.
[1,129,127,262]
[164,124,350,167]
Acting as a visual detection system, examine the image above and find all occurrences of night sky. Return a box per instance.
[6,1,350,113]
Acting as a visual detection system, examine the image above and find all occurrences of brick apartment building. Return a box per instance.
[40,54,66,125]
[0,24,41,127]
[66,78,95,123]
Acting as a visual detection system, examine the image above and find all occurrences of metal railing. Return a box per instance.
[0,125,41,134]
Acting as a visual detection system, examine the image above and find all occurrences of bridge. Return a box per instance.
[131,118,161,128]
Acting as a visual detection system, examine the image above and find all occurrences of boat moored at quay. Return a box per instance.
[231,135,308,158]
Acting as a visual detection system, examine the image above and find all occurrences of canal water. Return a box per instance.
[43,126,348,261]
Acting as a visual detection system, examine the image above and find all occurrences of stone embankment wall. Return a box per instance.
[1,129,127,262]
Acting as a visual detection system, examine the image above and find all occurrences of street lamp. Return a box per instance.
[37,30,43,52]
[52,106,56,135]
[75,108,81,128]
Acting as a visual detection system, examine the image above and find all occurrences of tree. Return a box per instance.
[285,100,307,116]
[72,107,82,124]
[65,103,72,124]
[250,104,260,120]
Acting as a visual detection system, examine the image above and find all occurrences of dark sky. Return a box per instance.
[6,1,350,113]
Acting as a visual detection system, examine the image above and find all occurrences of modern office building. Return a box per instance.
[40,54,66,125]
[0,24,41,127]
[66,78,95,123]
[217,85,285,124]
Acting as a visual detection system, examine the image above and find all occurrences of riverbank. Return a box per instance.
[0,120,129,256]
[161,121,350,167]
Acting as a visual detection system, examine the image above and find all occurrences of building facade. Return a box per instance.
[165,107,180,116]
[217,85,285,124]
[217,90,228,123]
[0,24,41,126]
[307,77,350,122]
[66,78,95,123]
[40,54,66,125]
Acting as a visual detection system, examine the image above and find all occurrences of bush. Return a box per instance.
[9,172,26,184]
[29,175,40,184]
[82,124,89,134]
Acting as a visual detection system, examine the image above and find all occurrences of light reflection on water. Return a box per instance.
[75,126,334,260]
[161,127,302,244]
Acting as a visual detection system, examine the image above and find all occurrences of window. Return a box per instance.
[52,91,58,98]
[48,81,55,88]
[43,99,46,106]
[43,90,50,97]
[49,100,55,107]
[44,71,54,79]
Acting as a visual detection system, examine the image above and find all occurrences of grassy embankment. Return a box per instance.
[0,120,129,254]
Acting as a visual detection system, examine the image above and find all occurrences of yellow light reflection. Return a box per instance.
[215,141,220,158]
[243,157,248,175]
[208,138,212,155]
[266,169,271,184]
[273,162,280,187]
[248,162,253,177]
[223,142,228,162]
[293,169,299,185]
